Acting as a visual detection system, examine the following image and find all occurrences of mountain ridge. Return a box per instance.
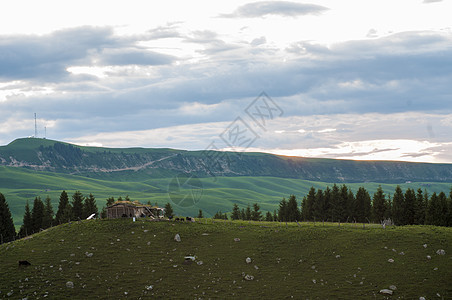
[1,137,452,183]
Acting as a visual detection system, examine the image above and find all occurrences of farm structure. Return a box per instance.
[106,201,164,219]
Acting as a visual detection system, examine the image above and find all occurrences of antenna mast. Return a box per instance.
[34,113,38,138]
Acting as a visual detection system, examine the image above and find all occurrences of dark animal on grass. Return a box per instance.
[175,217,180,221]
[19,260,31,266]
[186,217,192,222]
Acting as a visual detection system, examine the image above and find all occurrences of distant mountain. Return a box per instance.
[1,138,452,183]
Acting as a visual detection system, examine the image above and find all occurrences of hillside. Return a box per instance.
[2,138,452,183]
[1,219,451,299]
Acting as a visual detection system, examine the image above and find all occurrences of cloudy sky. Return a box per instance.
[1,0,452,163]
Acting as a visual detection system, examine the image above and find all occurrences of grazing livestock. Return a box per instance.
[19,260,31,266]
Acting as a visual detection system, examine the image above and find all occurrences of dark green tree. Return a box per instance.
[251,203,262,221]
[83,193,98,219]
[287,194,301,222]
[19,201,32,237]
[437,192,448,226]
[31,196,45,232]
[164,202,174,218]
[392,186,405,225]
[372,185,386,223]
[329,184,341,222]
[404,188,416,225]
[0,193,16,243]
[72,191,84,220]
[425,192,438,225]
[278,198,288,221]
[355,187,371,223]
[56,190,72,224]
[245,205,252,221]
[265,211,273,222]
[231,203,241,220]
[414,189,426,225]
[313,189,325,221]
[240,208,246,220]
[43,196,54,229]
[197,209,203,218]
[346,188,355,222]
[302,187,316,221]
[273,210,278,222]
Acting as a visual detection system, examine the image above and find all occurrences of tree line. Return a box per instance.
[213,185,452,227]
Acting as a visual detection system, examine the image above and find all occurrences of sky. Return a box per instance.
[1,0,452,163]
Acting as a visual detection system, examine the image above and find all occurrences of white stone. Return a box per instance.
[335,255,341,259]
[66,281,74,288]
[436,249,446,255]
[234,238,240,242]
[197,261,203,265]
[380,289,393,295]
[174,234,181,242]
[244,274,254,281]
[427,255,431,260]
[423,244,427,248]
[246,257,252,264]
[145,285,153,290]
[419,297,426,300]
[388,258,394,263]
[389,285,397,290]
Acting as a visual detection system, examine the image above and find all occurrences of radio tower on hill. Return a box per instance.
[34,113,38,138]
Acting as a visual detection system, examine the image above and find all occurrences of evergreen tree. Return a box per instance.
[197,209,203,219]
[19,201,32,237]
[313,189,324,221]
[346,188,355,222]
[164,202,174,218]
[56,191,72,224]
[213,211,224,219]
[83,193,98,219]
[31,196,45,232]
[448,188,452,227]
[414,189,426,225]
[355,187,371,223]
[240,208,246,220]
[404,188,416,225]
[278,198,288,221]
[425,192,438,226]
[303,187,316,221]
[392,186,405,225]
[245,205,252,220]
[72,191,84,220]
[437,192,448,226]
[330,184,341,222]
[287,194,301,222]
[323,187,331,221]
[384,193,393,221]
[231,203,241,220]
[0,193,16,243]
[251,203,262,221]
[301,196,307,220]
[43,196,54,229]
[265,211,273,222]
[273,210,278,222]
[372,185,386,223]
[106,197,115,206]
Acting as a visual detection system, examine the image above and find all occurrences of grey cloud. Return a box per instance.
[223,1,329,18]
[98,48,175,66]
[423,0,442,3]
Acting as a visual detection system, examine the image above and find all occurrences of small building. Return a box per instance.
[106,201,164,219]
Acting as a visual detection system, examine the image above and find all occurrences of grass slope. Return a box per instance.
[1,219,451,299]
[2,166,451,228]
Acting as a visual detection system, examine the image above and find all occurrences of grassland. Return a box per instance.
[1,219,451,299]
[2,166,452,229]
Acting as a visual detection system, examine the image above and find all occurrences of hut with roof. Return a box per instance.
[106,200,164,219]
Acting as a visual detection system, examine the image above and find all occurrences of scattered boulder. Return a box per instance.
[234,238,240,242]
[246,257,251,264]
[419,297,426,300]
[335,255,341,259]
[85,252,93,258]
[388,258,394,263]
[174,234,181,242]
[423,244,427,248]
[145,285,153,290]
[66,281,74,288]
[398,252,405,255]
[427,255,431,260]
[244,274,254,281]
[436,249,446,255]
[389,285,397,291]
[197,261,204,265]
[379,289,393,295]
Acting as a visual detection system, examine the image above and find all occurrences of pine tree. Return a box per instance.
[437,192,448,226]
[164,202,174,218]
[240,208,246,220]
[278,198,288,221]
[197,209,204,219]
[287,194,301,222]
[372,185,386,223]
[404,188,416,225]
[355,187,371,223]
[313,189,324,221]
[31,196,45,232]
[251,203,262,221]
[346,188,355,222]
[414,189,426,225]
[245,205,252,221]
[72,191,84,220]
[425,192,438,225]
[303,187,316,221]
[83,193,98,219]
[19,201,32,237]
[330,184,341,222]
[265,211,273,222]
[392,186,405,225]
[273,210,278,222]
[0,193,16,243]
[231,203,241,220]
[43,196,54,229]
[56,191,72,224]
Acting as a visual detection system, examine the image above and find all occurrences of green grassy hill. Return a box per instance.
[1,219,451,299]
[2,165,451,228]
